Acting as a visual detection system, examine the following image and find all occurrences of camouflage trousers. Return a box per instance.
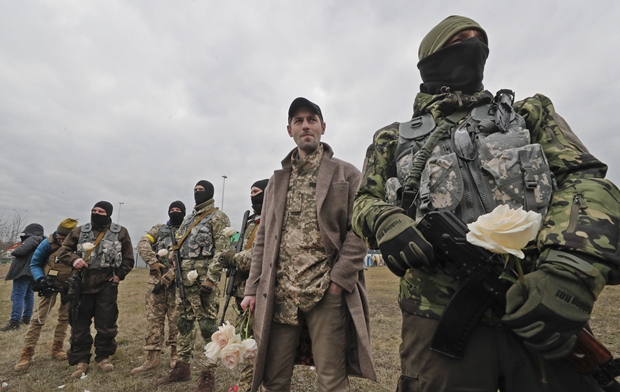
[175,282,219,366]
[143,282,178,351]
[23,290,69,347]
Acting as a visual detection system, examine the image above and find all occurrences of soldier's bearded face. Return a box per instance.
[287,108,326,158]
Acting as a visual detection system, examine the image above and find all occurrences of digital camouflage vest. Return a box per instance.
[154,224,176,267]
[387,90,555,225]
[77,223,123,269]
[178,212,216,260]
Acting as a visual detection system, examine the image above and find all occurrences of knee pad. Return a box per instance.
[198,318,217,341]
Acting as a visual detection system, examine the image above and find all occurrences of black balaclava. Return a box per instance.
[251,179,269,214]
[91,200,113,228]
[168,200,186,226]
[417,37,489,95]
[194,180,214,206]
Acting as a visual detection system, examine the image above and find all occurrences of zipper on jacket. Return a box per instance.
[566,193,587,234]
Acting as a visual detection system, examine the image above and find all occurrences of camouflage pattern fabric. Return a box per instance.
[143,282,177,351]
[353,90,620,319]
[137,223,179,351]
[175,282,219,365]
[77,223,123,269]
[231,216,259,299]
[273,145,331,326]
[174,200,230,365]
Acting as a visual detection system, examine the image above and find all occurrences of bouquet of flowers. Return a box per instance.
[204,311,257,369]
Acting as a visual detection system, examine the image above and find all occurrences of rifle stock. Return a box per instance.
[220,210,250,326]
[418,209,620,390]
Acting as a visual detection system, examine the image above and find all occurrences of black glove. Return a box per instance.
[219,249,236,269]
[33,277,48,292]
[375,213,434,277]
[502,263,594,360]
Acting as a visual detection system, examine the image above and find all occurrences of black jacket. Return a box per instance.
[5,223,44,281]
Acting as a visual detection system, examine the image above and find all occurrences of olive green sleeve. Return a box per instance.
[352,123,405,248]
[516,94,620,285]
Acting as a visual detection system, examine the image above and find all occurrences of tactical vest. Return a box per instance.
[178,212,216,260]
[388,93,555,224]
[152,225,177,253]
[77,223,123,269]
[45,234,72,287]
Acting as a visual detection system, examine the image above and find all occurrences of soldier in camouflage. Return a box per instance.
[242,98,376,392]
[353,15,620,392]
[131,200,186,375]
[56,201,134,379]
[219,178,268,392]
[157,181,231,392]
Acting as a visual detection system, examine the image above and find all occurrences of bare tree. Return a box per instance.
[0,209,27,257]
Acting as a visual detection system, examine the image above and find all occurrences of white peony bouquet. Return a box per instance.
[186,270,198,283]
[157,249,168,257]
[204,318,257,369]
[81,242,96,264]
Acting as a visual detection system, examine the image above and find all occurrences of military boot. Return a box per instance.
[98,358,114,372]
[14,346,35,371]
[0,319,20,331]
[193,368,215,392]
[131,350,161,374]
[170,345,179,369]
[51,341,67,360]
[68,362,89,379]
[21,316,31,325]
[157,362,191,385]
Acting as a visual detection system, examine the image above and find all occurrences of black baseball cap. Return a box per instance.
[288,97,323,122]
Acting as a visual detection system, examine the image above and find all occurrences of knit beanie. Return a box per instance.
[418,15,488,60]
[57,218,78,236]
[169,200,186,215]
[93,201,113,216]
[252,179,269,192]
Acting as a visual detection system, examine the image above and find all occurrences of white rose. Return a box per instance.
[204,341,222,364]
[186,270,198,283]
[223,227,236,237]
[466,204,542,259]
[241,338,257,360]
[81,242,95,251]
[212,321,236,348]
[157,249,168,257]
[220,338,244,369]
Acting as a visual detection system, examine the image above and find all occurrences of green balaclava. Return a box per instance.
[418,15,488,61]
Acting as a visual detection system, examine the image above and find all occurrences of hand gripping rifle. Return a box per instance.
[220,209,250,326]
[417,209,620,391]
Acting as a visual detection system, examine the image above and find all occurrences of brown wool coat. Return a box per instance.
[245,143,377,390]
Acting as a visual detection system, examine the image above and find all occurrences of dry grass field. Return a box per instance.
[0,264,618,392]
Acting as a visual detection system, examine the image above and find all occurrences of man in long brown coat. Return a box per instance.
[242,97,376,392]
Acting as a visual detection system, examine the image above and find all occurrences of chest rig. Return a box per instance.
[77,223,122,269]
[389,90,555,224]
[178,211,216,260]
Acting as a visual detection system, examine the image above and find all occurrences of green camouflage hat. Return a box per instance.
[418,15,488,60]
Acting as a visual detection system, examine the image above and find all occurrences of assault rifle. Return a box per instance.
[220,210,250,326]
[170,229,191,332]
[417,209,620,391]
[63,270,84,327]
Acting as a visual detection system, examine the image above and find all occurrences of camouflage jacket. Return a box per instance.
[57,223,134,294]
[353,90,620,319]
[176,199,230,287]
[231,214,260,299]
[137,223,178,284]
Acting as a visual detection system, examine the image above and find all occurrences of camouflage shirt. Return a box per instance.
[273,144,332,325]
[232,214,260,299]
[353,90,620,319]
[176,199,230,287]
[137,223,177,284]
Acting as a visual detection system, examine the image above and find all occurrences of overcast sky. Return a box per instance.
[2,0,619,245]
